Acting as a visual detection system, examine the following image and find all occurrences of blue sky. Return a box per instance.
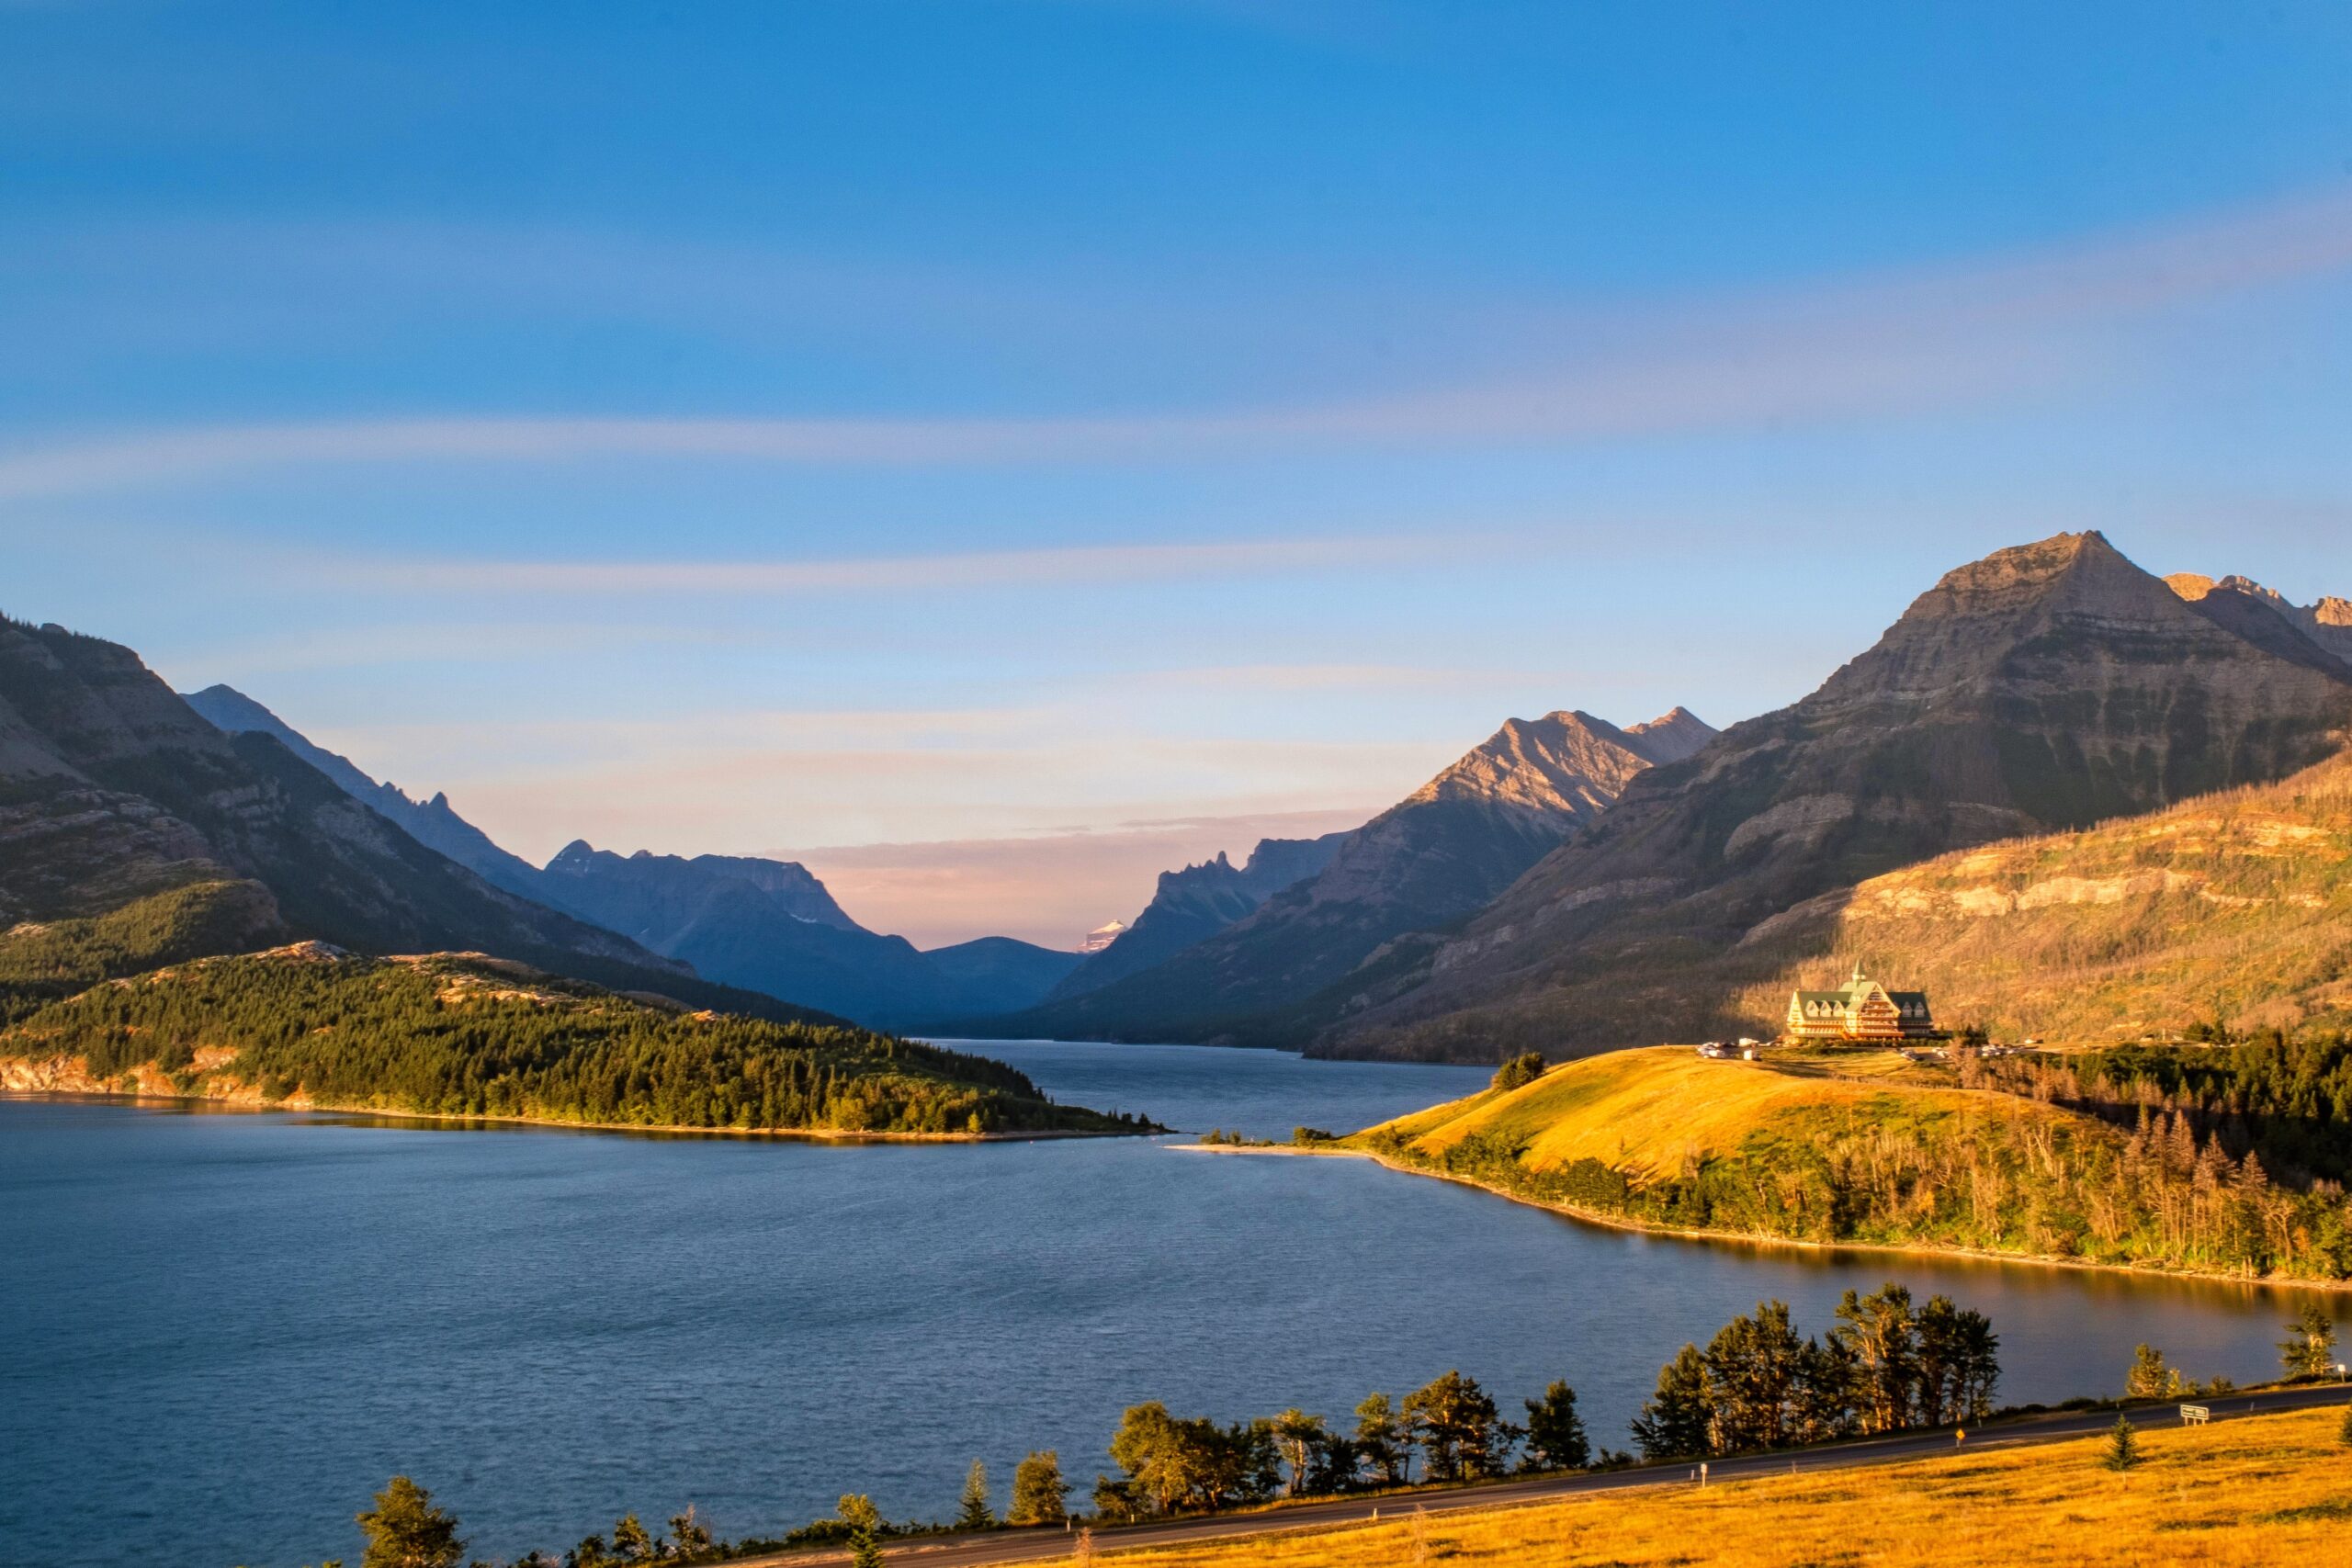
[6,1,2352,945]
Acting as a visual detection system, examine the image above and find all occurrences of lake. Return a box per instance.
[1,1039,2335,1568]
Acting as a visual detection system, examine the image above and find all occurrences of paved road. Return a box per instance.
[736,1382,2352,1566]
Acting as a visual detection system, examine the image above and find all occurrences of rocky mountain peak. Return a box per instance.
[2165,571,2352,670]
[1622,706,1716,765]
[1408,707,1717,820]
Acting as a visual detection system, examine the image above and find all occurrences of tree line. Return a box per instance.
[3,949,1144,1136]
[295,1294,2352,1566]
[1631,1285,1997,1459]
[1965,1034,2352,1184]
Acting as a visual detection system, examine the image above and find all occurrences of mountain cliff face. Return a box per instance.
[1045,830,1352,1000]
[978,705,1713,1043]
[1323,533,2352,1060]
[1719,746,2352,1043]
[0,618,828,1025]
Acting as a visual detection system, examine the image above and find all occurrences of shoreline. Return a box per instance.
[1175,1142,2352,1296]
[0,1087,1151,1144]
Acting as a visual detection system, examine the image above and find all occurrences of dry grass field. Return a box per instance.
[1356,1045,2067,1184]
[1032,1405,2352,1567]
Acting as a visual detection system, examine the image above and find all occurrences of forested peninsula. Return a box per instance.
[0,943,1142,1138]
[1333,1045,2352,1283]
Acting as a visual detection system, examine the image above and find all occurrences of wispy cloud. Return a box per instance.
[7,186,2350,502]
[296,532,1473,596]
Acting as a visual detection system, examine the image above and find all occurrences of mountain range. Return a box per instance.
[0,617,826,1025]
[1311,532,2352,1058]
[17,528,2346,1065]
[967,705,1716,1043]
[1044,831,1354,1001]
[182,688,1081,1032]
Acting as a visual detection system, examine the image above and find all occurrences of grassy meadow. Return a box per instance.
[1340,1046,2352,1280]
[1033,1404,2352,1567]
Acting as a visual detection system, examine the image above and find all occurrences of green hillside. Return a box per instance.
[0,944,1140,1138]
[1346,1046,2352,1280]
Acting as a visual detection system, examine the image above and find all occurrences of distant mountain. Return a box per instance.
[533,841,1080,1030]
[2165,574,2352,671]
[978,705,1714,1043]
[922,935,1088,1009]
[1324,532,2352,1059]
[1046,831,1352,1001]
[0,618,831,1026]
[182,683,546,897]
[179,684,1080,1031]
[538,840,860,936]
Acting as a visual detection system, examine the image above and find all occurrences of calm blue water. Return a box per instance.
[1,1040,2335,1568]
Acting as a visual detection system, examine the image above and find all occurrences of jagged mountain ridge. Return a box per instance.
[0,617,834,1026]
[182,683,548,899]
[182,686,1080,1029]
[533,840,1081,1030]
[1045,830,1353,1001]
[971,705,1715,1043]
[2165,574,2352,671]
[1319,532,2352,1060]
[540,840,859,935]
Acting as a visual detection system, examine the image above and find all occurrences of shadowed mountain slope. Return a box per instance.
[1322,532,2352,1060]
[532,841,1079,1030]
[976,706,1713,1043]
[182,683,548,898]
[1044,830,1353,1001]
[183,684,1079,1030]
[0,618,833,1026]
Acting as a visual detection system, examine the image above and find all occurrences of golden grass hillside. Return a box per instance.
[1738,749,2352,1043]
[1357,1045,2047,1185]
[1339,1047,2352,1280]
[1031,1404,2352,1567]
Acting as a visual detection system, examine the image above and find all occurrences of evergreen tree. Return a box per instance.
[1007,1451,1069,1527]
[1352,1393,1411,1486]
[2104,1415,2141,1472]
[2125,1344,2181,1401]
[1270,1409,1328,1496]
[355,1476,465,1568]
[1491,1053,1545,1092]
[1702,1301,1806,1451]
[2339,1405,2352,1449]
[2278,1305,2338,1379]
[1830,1284,1917,1433]
[1521,1382,1589,1472]
[1306,1428,1362,1495]
[1402,1371,1506,1481]
[665,1507,713,1561]
[848,1527,885,1568]
[608,1515,653,1563]
[955,1461,995,1530]
[1631,1344,1713,1460]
